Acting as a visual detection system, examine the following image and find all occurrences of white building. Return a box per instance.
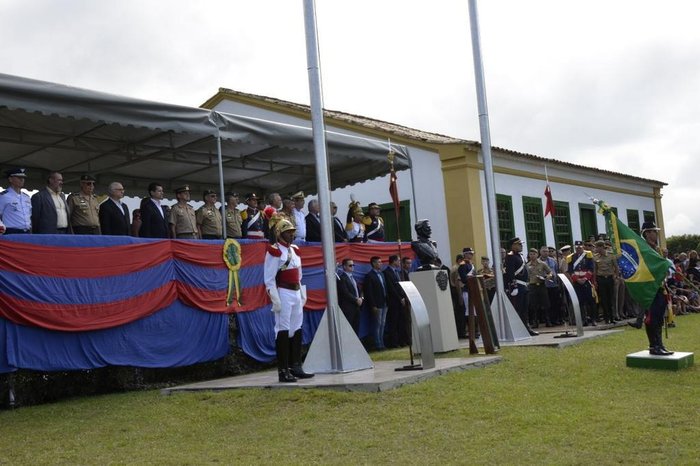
[203,89,666,264]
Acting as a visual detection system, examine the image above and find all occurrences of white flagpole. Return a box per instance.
[300,0,373,373]
[468,0,530,341]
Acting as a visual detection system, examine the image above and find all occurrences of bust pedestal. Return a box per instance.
[409,269,459,353]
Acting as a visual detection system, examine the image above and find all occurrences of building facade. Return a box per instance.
[202,89,666,264]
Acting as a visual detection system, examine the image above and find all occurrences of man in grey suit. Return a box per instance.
[31,171,70,234]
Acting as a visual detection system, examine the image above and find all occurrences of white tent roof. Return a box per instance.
[0,73,409,196]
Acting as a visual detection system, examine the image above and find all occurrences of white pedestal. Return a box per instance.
[410,269,459,352]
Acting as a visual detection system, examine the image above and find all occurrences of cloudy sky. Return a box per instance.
[1,0,698,235]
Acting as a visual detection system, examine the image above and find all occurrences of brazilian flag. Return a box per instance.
[595,200,667,309]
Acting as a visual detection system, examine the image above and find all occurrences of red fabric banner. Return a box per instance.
[544,184,555,217]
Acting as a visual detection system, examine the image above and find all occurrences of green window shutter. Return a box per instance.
[643,210,656,224]
[579,203,598,241]
[627,209,640,234]
[496,194,515,249]
[522,196,545,250]
[374,200,411,242]
[553,201,573,249]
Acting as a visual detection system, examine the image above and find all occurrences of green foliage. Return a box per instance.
[1,315,698,464]
[666,234,700,255]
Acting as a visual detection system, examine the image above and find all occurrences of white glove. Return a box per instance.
[300,285,307,308]
[268,287,282,313]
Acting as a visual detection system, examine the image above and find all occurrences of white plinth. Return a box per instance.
[410,269,459,352]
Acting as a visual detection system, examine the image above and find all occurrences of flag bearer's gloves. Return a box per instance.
[300,285,308,308]
[268,287,282,313]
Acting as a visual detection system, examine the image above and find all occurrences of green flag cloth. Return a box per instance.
[594,200,668,309]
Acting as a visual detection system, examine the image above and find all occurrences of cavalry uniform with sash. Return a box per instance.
[504,237,538,335]
[263,218,312,382]
[457,254,476,338]
[241,206,267,239]
[362,202,385,243]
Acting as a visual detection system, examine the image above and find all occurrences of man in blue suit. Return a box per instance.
[364,256,388,350]
[337,258,363,334]
[139,182,169,238]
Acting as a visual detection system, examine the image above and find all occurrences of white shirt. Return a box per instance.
[293,208,306,240]
[49,188,69,229]
[110,198,126,215]
[151,198,164,217]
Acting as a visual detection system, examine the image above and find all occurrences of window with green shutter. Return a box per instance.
[579,203,598,241]
[627,209,640,234]
[553,201,573,249]
[643,210,656,224]
[522,196,545,250]
[496,194,515,249]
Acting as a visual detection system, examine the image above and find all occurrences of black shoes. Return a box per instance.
[628,321,642,329]
[649,347,675,356]
[290,364,315,379]
[278,369,297,383]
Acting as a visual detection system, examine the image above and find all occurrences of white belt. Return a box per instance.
[515,280,528,286]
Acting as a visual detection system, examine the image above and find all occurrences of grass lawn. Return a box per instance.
[1,315,698,465]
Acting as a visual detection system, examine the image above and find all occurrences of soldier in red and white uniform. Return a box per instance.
[264,218,313,383]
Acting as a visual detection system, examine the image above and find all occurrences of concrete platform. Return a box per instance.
[162,356,501,395]
[626,350,694,371]
[464,327,623,349]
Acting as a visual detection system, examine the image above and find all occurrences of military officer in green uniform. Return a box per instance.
[594,239,619,324]
[196,189,223,239]
[169,185,199,239]
[224,192,243,239]
[67,174,101,235]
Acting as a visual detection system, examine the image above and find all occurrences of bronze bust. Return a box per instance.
[411,219,439,270]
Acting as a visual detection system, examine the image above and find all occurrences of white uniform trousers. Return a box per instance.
[274,288,303,335]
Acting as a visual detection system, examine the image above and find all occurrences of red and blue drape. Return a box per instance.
[0,235,415,373]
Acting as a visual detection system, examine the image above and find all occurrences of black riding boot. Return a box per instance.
[644,324,656,352]
[276,331,297,383]
[289,330,314,379]
[655,325,674,356]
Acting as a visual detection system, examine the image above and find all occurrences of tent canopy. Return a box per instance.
[0,73,410,196]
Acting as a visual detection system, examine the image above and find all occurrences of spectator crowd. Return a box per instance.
[0,168,389,244]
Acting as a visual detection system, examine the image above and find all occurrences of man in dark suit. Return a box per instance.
[337,258,363,334]
[383,255,407,348]
[331,202,347,242]
[99,181,130,236]
[139,182,169,238]
[364,256,388,350]
[305,199,322,242]
[31,171,70,234]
